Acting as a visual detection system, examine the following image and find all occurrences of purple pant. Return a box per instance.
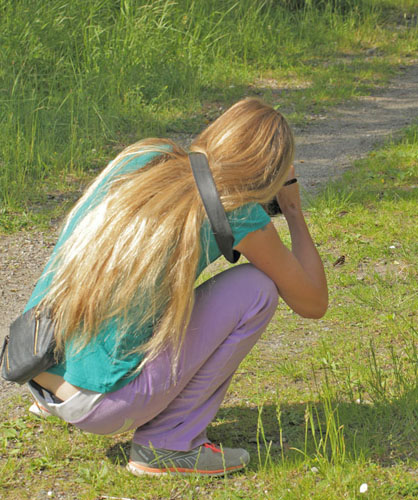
[72,264,278,451]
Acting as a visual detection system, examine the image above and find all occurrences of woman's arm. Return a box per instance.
[235,167,328,319]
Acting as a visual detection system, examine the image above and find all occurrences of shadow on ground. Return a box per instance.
[105,389,417,469]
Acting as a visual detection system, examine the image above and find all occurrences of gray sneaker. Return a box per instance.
[127,442,250,476]
[29,401,51,418]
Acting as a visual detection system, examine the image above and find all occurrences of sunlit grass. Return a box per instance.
[1,0,417,231]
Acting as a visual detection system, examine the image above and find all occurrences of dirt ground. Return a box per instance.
[1,62,417,400]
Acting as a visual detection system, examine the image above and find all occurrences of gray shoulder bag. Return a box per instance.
[1,308,58,385]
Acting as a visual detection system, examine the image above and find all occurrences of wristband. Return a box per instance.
[284,178,297,186]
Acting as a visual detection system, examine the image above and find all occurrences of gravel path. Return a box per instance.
[294,63,418,194]
[1,62,417,398]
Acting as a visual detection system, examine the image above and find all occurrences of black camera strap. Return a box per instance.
[189,152,240,264]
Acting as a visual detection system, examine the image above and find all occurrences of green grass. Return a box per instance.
[1,126,416,498]
[1,0,417,232]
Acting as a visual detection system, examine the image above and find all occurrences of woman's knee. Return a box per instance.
[227,263,279,312]
[247,264,278,308]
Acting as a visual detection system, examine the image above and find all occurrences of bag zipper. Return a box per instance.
[0,335,9,370]
[34,311,40,356]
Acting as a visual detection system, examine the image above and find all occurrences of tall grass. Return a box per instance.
[0,0,416,229]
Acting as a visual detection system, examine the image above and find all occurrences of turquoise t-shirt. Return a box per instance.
[25,152,270,393]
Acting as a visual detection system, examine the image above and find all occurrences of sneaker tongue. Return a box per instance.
[204,443,222,453]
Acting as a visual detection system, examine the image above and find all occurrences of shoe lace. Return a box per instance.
[203,443,222,453]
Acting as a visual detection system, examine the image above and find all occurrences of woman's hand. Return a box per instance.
[276,165,302,216]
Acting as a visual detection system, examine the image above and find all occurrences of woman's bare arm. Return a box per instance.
[235,166,328,319]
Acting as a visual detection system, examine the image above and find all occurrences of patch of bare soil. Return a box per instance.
[294,63,418,195]
[1,63,417,402]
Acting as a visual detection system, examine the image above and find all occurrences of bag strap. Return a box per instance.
[189,152,240,264]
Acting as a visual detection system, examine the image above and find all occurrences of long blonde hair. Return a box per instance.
[40,98,294,372]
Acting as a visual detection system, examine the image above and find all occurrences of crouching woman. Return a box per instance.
[27,98,327,476]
